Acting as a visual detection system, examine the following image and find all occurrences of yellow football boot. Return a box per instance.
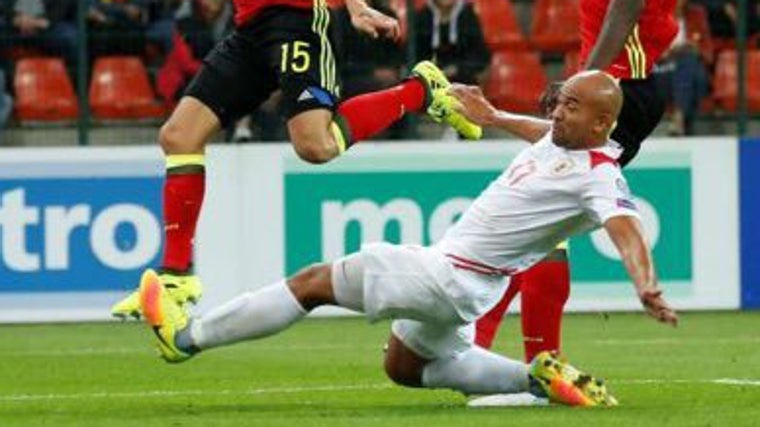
[529,351,618,407]
[411,60,482,140]
[139,269,195,363]
[111,270,203,319]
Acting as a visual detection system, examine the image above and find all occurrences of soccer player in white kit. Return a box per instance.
[137,71,677,407]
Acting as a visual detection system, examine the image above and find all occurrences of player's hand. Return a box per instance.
[347,1,400,41]
[638,288,678,327]
[448,83,498,126]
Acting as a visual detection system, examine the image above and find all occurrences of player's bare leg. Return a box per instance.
[159,96,220,154]
[112,97,219,319]
[283,61,483,167]
[140,263,334,361]
[287,109,343,164]
[140,253,606,406]
[384,334,430,388]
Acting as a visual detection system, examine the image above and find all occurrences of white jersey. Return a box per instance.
[437,133,640,276]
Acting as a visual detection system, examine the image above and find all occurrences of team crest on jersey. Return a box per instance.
[550,158,575,176]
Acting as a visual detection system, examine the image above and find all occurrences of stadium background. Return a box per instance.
[0,0,757,320]
[1,2,760,425]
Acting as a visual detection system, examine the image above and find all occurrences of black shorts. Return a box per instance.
[612,76,667,167]
[184,5,341,127]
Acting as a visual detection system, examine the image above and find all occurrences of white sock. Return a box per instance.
[422,346,530,395]
[191,280,307,350]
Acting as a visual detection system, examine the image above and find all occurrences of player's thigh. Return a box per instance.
[183,31,277,137]
[286,109,336,163]
[159,97,221,154]
[383,332,430,387]
[267,6,341,151]
[333,242,463,324]
[613,76,667,166]
[391,319,475,360]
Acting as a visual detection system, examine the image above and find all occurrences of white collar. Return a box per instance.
[590,139,624,160]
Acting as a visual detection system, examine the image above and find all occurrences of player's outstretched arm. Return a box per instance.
[604,215,679,326]
[449,84,550,143]
[584,0,645,71]
[346,0,400,41]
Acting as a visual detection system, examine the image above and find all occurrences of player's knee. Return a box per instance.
[159,121,201,154]
[383,337,425,388]
[290,130,335,164]
[384,357,423,388]
[287,263,334,310]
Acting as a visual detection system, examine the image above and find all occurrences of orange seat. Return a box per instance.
[485,50,548,113]
[530,0,580,53]
[472,0,529,51]
[712,49,760,112]
[14,57,78,121]
[89,56,166,120]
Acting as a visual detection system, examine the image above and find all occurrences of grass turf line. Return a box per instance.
[0,311,759,426]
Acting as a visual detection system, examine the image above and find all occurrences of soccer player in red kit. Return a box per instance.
[473,0,678,360]
[111,0,481,318]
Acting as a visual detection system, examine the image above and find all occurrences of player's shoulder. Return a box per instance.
[586,140,623,173]
[580,145,627,191]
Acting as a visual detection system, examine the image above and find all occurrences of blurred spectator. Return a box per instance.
[0,69,11,139]
[88,0,148,57]
[333,0,404,98]
[145,0,185,54]
[155,0,231,108]
[655,0,710,136]
[177,0,231,60]
[697,0,760,40]
[4,0,77,66]
[415,0,490,85]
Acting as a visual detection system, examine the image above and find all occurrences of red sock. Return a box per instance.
[162,169,205,272]
[335,79,425,143]
[475,274,522,349]
[519,258,571,362]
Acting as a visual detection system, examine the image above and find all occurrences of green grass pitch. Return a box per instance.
[1,311,760,426]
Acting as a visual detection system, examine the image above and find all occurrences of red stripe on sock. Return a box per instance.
[162,171,205,271]
[336,79,425,143]
[520,260,570,362]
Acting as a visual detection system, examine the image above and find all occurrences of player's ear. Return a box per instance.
[595,113,612,137]
[591,116,605,137]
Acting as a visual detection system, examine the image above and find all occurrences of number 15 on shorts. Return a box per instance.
[281,41,311,73]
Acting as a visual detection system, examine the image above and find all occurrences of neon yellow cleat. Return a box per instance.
[111,290,141,320]
[411,60,482,140]
[111,271,203,319]
[430,93,483,140]
[528,351,618,407]
[139,269,194,363]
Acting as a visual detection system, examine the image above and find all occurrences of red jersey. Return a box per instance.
[233,0,314,27]
[579,0,678,79]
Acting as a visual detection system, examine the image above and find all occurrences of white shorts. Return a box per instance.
[332,242,506,359]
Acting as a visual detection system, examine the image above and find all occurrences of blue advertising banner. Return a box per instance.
[0,155,163,296]
[0,177,162,292]
[741,138,760,308]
